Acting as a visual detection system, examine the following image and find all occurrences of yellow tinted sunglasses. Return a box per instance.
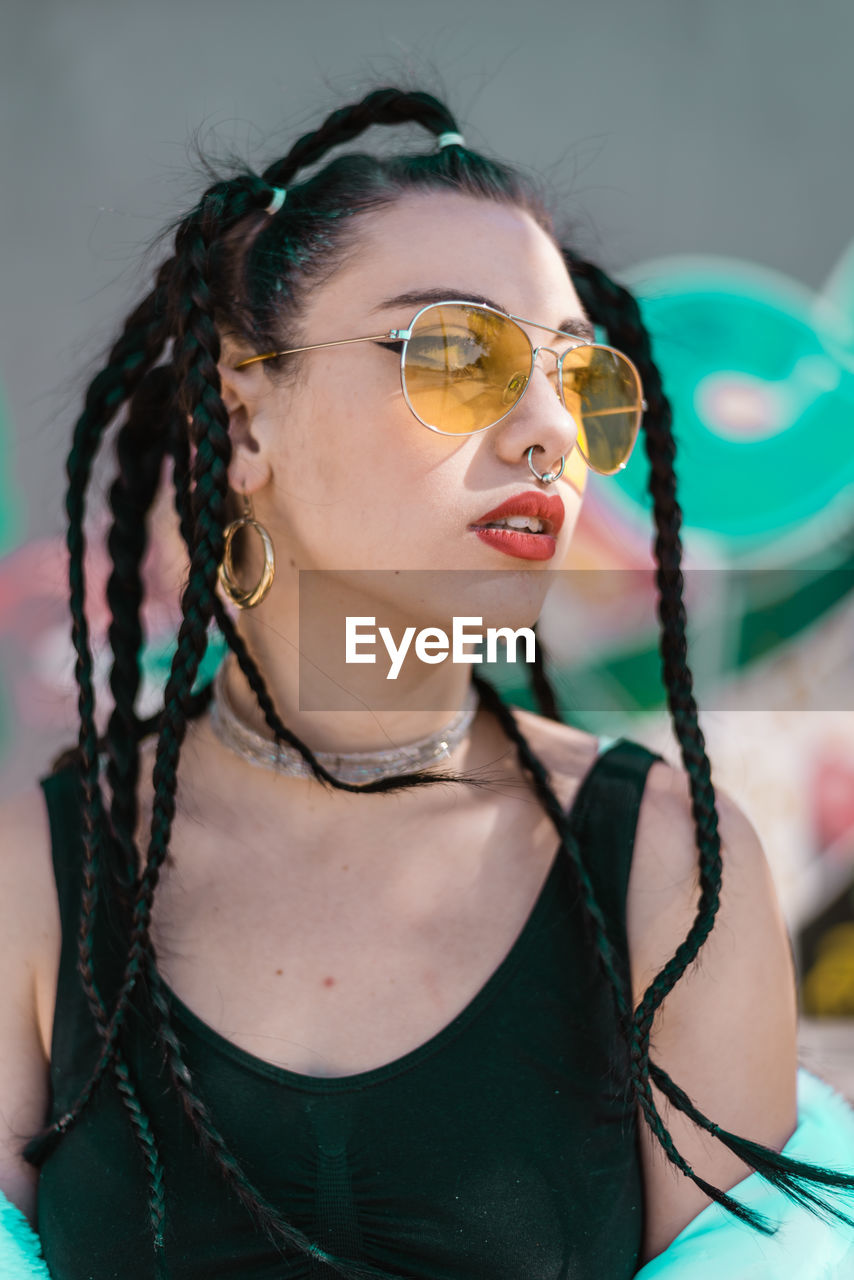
[234,299,645,476]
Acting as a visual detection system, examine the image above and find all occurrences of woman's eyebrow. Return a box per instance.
[555,317,595,342]
[371,287,505,313]
[371,289,596,340]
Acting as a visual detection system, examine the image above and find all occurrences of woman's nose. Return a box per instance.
[497,347,579,468]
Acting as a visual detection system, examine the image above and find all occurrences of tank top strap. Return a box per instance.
[566,736,667,1005]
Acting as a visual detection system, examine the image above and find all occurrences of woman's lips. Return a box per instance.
[470,526,558,560]
[467,491,564,560]
[470,491,565,536]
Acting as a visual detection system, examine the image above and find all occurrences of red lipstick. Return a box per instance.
[468,491,565,561]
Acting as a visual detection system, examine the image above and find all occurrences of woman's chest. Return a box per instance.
[143,783,569,1078]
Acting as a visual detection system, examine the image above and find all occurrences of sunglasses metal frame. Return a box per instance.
[233,299,645,471]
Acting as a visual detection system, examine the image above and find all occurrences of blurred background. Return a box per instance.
[1,0,853,1091]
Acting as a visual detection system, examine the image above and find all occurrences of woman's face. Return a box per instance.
[223,190,592,635]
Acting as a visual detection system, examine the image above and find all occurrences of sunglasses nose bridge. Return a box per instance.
[531,344,563,371]
[528,344,565,403]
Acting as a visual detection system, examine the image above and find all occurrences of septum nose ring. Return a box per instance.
[527,446,565,484]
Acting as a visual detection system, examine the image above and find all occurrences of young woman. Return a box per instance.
[1,86,853,1280]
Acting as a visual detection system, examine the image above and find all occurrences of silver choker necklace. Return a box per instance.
[209,660,481,784]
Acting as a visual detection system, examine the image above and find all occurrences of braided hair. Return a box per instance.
[24,86,854,1278]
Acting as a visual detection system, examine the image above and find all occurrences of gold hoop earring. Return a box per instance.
[217,492,276,609]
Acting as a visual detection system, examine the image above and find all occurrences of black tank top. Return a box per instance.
[35,736,664,1279]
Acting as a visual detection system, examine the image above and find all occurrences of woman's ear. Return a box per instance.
[215,356,273,497]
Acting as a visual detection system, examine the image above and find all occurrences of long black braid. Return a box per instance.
[105,365,177,890]
[570,256,854,1226]
[571,255,734,1206]
[23,261,176,1267]
[25,85,854,1279]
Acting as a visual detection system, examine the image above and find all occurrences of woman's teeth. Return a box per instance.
[481,516,546,533]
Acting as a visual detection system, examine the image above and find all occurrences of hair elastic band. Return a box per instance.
[436,131,466,150]
[265,187,287,215]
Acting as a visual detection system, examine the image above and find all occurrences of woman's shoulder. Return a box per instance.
[619,750,799,1259]
[512,709,762,876]
[505,709,785,1003]
[625,750,781,998]
[0,782,60,1224]
[0,782,61,1019]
